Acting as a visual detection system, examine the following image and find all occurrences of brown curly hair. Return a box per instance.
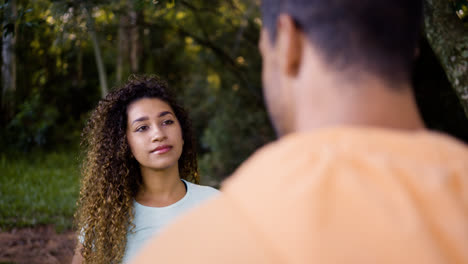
[75,75,199,263]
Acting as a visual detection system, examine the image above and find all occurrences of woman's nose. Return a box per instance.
[151,126,166,142]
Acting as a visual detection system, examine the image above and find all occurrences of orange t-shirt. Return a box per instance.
[131,127,468,264]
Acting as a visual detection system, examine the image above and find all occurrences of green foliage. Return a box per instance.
[6,91,59,150]
[199,91,273,184]
[451,0,468,20]
[0,149,80,232]
[0,1,273,206]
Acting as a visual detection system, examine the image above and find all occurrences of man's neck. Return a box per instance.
[293,75,426,133]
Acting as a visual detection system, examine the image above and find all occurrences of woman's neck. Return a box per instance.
[135,165,186,207]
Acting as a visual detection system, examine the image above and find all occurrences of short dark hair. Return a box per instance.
[261,0,423,84]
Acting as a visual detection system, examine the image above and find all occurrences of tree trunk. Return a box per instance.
[77,44,83,84]
[84,6,109,97]
[116,14,125,83]
[129,4,143,73]
[424,0,468,117]
[2,0,17,119]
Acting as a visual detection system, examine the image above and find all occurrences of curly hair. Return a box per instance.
[75,75,199,263]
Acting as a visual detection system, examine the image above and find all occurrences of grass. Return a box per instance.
[0,149,81,232]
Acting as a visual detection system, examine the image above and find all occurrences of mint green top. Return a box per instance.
[122,180,219,263]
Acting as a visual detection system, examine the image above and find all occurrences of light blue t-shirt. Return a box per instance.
[122,180,219,263]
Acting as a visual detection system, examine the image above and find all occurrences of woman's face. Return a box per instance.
[126,98,184,172]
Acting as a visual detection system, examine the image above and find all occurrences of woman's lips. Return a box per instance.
[150,145,172,154]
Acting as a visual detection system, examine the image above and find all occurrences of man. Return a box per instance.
[132,0,468,263]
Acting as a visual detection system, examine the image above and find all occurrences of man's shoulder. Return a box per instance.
[224,126,468,192]
[220,126,468,238]
[215,127,468,263]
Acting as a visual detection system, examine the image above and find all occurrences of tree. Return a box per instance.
[116,1,127,83]
[424,0,468,117]
[84,4,109,97]
[129,0,143,73]
[1,0,17,120]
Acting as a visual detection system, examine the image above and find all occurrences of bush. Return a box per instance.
[6,91,59,151]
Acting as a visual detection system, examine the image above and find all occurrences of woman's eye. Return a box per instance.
[162,120,174,126]
[136,125,148,132]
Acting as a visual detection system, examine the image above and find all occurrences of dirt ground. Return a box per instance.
[0,225,76,264]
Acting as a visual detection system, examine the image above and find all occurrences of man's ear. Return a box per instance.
[276,14,303,77]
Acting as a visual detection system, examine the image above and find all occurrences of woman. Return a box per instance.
[72,76,219,264]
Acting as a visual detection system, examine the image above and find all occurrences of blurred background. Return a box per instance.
[0,0,467,262]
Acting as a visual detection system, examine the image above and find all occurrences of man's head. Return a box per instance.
[259,0,423,135]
